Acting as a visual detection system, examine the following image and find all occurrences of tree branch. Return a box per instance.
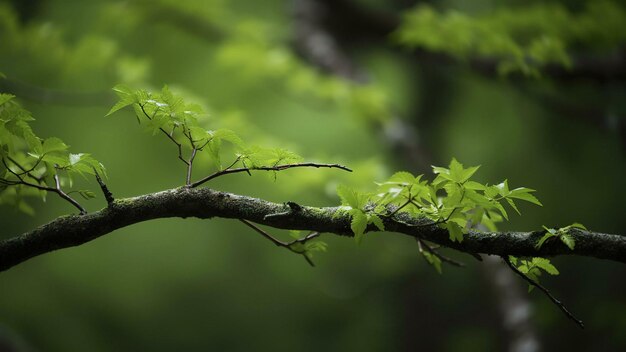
[416,238,465,268]
[52,173,86,215]
[94,170,114,204]
[1,158,86,214]
[503,257,585,329]
[189,163,352,188]
[1,187,624,272]
[239,219,319,267]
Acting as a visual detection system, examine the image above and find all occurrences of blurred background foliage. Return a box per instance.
[0,0,625,351]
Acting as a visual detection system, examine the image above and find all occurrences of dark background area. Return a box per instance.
[1,0,625,351]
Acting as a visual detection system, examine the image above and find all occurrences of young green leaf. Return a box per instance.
[532,257,559,275]
[0,93,15,106]
[211,129,244,147]
[106,84,137,116]
[446,221,464,242]
[560,233,575,250]
[350,209,368,244]
[368,214,385,231]
[508,187,542,206]
[421,251,443,274]
[42,137,69,154]
[337,184,368,209]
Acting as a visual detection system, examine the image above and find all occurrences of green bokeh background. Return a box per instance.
[1,0,625,351]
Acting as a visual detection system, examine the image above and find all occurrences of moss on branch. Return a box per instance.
[1,187,625,272]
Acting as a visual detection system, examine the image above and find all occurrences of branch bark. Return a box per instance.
[1,187,624,272]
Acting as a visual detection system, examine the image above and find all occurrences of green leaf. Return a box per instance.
[106,84,137,116]
[532,257,559,275]
[508,187,542,206]
[480,213,498,231]
[69,153,83,165]
[495,180,510,196]
[305,241,328,254]
[506,198,520,215]
[484,185,499,199]
[267,148,302,166]
[535,229,556,249]
[446,221,464,242]
[42,137,69,154]
[337,184,367,209]
[188,126,210,142]
[42,154,69,166]
[460,166,480,182]
[387,171,417,185]
[0,93,15,106]
[368,214,385,231]
[67,153,106,177]
[422,251,442,274]
[493,201,509,220]
[288,230,302,239]
[446,158,480,183]
[211,129,244,147]
[569,223,587,230]
[464,181,486,190]
[350,209,368,244]
[560,233,575,250]
[469,207,484,226]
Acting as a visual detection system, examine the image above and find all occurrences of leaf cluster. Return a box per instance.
[394,1,626,76]
[338,159,541,241]
[0,94,105,213]
[288,230,328,263]
[537,223,587,250]
[509,256,559,291]
[337,158,542,271]
[108,85,307,182]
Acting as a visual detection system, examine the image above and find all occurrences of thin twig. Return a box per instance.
[190,162,352,188]
[416,238,466,267]
[238,219,318,267]
[3,158,86,214]
[388,199,412,217]
[503,257,584,329]
[186,148,197,185]
[3,158,54,192]
[0,178,20,186]
[6,156,44,183]
[7,155,44,178]
[139,103,189,166]
[94,169,114,204]
[223,156,241,171]
[286,231,320,246]
[53,173,86,214]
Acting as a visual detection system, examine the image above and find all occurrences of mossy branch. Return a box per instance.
[1,187,624,272]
